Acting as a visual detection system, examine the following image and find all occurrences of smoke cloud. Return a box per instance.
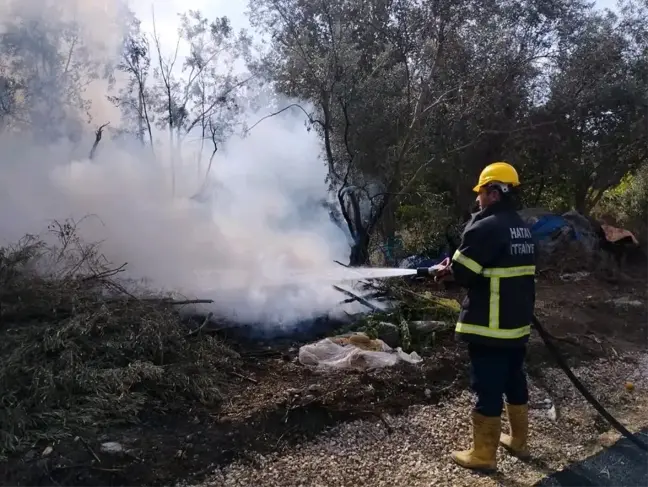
[0,0,363,327]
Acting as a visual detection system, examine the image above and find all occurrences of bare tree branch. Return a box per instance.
[246,103,323,133]
[89,122,110,160]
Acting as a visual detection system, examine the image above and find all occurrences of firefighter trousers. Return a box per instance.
[468,343,528,417]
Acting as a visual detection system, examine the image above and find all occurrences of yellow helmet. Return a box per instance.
[473,162,520,193]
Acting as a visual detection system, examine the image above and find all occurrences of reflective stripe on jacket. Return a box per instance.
[451,200,536,347]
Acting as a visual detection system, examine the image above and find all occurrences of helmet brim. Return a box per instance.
[473,180,520,193]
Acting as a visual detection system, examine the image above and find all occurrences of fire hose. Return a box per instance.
[531,315,648,452]
[413,265,648,452]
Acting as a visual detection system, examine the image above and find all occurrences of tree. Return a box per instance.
[0,4,113,141]
[522,4,648,213]
[109,14,155,148]
[249,0,470,264]
[110,9,254,194]
[149,9,253,193]
[248,0,594,264]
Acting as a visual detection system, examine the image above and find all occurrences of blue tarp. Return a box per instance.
[531,215,572,240]
[530,214,582,241]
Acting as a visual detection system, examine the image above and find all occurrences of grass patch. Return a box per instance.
[343,280,461,351]
[387,282,461,323]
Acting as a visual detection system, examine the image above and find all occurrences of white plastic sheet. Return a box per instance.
[298,337,422,370]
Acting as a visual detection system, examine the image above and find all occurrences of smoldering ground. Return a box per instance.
[0,0,367,329]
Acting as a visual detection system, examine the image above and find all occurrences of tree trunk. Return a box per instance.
[533,175,546,207]
[573,190,588,215]
[349,232,371,266]
[380,198,398,265]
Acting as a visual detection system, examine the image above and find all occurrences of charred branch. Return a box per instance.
[88,122,110,160]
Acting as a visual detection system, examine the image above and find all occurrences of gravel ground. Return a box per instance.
[537,427,647,486]
[193,353,648,487]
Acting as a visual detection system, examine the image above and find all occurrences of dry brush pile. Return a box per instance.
[0,220,238,459]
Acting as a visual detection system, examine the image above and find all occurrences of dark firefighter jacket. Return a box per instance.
[451,200,536,347]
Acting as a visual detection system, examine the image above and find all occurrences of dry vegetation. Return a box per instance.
[0,220,238,460]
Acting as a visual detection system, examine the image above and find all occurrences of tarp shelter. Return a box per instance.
[529,214,580,241]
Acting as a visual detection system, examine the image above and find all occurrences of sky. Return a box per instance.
[131,0,251,61]
[130,0,620,61]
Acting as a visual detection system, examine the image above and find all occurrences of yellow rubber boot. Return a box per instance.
[451,412,501,472]
[499,403,530,459]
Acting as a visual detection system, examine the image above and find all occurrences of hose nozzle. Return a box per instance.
[416,266,439,278]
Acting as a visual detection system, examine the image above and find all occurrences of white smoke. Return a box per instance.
[0,0,361,327]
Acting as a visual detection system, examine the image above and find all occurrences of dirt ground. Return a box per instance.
[2,271,647,487]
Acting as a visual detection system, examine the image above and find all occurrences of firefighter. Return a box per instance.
[436,161,536,471]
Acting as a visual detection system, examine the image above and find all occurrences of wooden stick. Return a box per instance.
[332,285,380,312]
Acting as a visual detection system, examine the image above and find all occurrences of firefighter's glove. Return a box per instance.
[434,257,454,282]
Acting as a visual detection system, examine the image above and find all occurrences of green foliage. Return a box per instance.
[350,288,460,351]
[250,0,648,258]
[597,164,648,241]
[397,193,458,256]
[399,294,461,323]
[1,0,645,262]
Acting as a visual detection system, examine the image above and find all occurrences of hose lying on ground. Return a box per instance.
[532,315,648,452]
